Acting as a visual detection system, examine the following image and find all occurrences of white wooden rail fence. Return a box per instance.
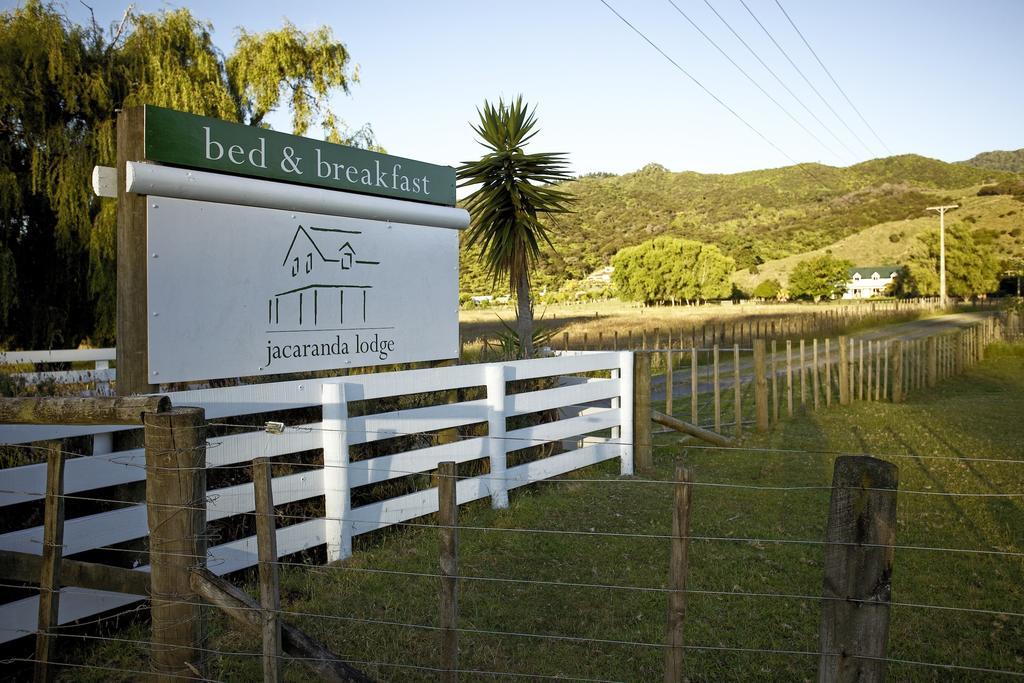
[0,351,633,644]
[0,348,117,394]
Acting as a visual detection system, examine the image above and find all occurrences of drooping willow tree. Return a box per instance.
[0,1,374,348]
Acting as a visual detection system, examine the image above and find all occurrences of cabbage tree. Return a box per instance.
[457,97,572,357]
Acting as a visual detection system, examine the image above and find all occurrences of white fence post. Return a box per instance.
[485,364,509,509]
[322,382,351,562]
[94,359,112,397]
[618,351,634,476]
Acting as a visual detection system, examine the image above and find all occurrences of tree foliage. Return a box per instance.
[788,254,853,301]
[752,278,782,300]
[611,237,734,305]
[900,224,1002,298]
[0,1,369,348]
[456,97,573,358]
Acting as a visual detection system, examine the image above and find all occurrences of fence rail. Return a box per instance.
[0,351,632,646]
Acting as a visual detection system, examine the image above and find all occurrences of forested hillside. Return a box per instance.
[961,149,1024,173]
[460,154,1019,295]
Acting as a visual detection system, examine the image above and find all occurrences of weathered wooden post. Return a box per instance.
[865,341,873,402]
[838,336,850,406]
[770,340,779,425]
[812,339,820,410]
[690,347,699,425]
[664,465,692,683]
[733,344,742,436]
[925,337,937,389]
[634,351,653,472]
[753,340,769,432]
[818,456,898,683]
[786,340,794,418]
[116,107,156,395]
[145,406,207,681]
[713,345,721,432]
[438,461,459,683]
[824,338,832,407]
[799,339,807,409]
[252,458,282,683]
[848,338,856,403]
[858,340,865,401]
[889,341,904,403]
[666,345,674,416]
[882,341,889,400]
[34,442,64,683]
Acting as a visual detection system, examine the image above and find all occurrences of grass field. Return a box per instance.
[63,343,1024,681]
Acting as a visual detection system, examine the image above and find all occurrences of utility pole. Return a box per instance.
[926,204,957,308]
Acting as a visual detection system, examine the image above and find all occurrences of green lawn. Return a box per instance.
[65,343,1024,681]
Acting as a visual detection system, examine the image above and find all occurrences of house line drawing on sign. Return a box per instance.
[269,225,381,327]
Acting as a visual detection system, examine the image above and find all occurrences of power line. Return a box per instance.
[597,0,833,191]
[700,0,859,161]
[736,0,877,158]
[663,0,842,162]
[774,0,892,155]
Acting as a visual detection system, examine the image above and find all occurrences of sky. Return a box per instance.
[10,0,1024,177]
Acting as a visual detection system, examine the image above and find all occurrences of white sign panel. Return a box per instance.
[147,196,458,382]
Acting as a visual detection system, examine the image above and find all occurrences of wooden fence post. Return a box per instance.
[144,406,207,681]
[838,336,850,406]
[848,338,856,403]
[786,341,794,418]
[812,339,820,411]
[824,338,832,407]
[882,342,889,400]
[664,465,692,683]
[116,107,156,395]
[818,456,898,683]
[733,344,742,436]
[713,346,721,433]
[890,341,904,403]
[666,346,674,416]
[252,458,282,683]
[929,335,937,387]
[438,461,459,683]
[690,348,699,425]
[858,341,865,401]
[799,339,807,409]
[634,351,653,472]
[34,442,64,683]
[865,341,873,402]
[770,341,779,425]
[874,341,882,401]
[753,340,768,432]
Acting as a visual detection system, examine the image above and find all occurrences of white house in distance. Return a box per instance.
[843,265,902,299]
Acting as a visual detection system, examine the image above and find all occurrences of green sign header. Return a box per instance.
[143,106,456,206]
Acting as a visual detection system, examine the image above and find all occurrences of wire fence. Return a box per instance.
[0,311,1021,680]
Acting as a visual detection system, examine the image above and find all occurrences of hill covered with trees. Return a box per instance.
[460,154,1021,297]
[961,149,1024,173]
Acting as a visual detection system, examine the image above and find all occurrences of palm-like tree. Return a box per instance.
[457,97,573,358]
